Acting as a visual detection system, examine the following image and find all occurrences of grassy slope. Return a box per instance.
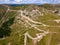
[0,4,60,45]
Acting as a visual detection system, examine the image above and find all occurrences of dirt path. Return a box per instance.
[8,42,11,45]
[18,10,50,45]
[17,10,60,45]
[0,5,9,27]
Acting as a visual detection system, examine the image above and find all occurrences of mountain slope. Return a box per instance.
[0,4,60,45]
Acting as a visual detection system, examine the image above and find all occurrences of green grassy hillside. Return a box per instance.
[0,4,60,45]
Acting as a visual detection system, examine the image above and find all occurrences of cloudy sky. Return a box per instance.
[0,0,60,4]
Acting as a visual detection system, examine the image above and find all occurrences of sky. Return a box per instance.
[0,0,60,4]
